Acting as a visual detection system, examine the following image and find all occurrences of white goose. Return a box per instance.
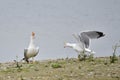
[23,32,39,63]
[64,31,105,55]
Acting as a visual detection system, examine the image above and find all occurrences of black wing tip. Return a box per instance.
[96,31,105,38]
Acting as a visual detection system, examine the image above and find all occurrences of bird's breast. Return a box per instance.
[26,48,38,57]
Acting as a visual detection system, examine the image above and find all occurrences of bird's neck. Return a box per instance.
[28,36,35,48]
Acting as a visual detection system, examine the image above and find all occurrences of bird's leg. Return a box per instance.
[83,50,87,61]
[22,58,29,63]
[78,53,81,61]
[26,59,29,63]
[78,51,84,61]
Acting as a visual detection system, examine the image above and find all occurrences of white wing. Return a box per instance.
[72,33,84,49]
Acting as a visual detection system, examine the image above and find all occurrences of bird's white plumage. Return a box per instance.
[23,32,39,63]
[64,31,105,55]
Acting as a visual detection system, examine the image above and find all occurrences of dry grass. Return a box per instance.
[0,57,120,80]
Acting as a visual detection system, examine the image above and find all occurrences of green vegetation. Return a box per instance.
[0,57,120,80]
[78,52,94,61]
[51,63,62,68]
[110,42,120,63]
[110,53,118,63]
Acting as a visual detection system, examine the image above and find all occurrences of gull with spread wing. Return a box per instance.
[64,31,105,56]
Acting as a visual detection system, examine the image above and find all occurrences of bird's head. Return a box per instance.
[31,32,35,39]
[64,42,72,48]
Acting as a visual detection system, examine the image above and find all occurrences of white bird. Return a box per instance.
[64,31,105,55]
[23,32,39,63]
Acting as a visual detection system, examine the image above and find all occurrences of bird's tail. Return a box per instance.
[85,48,96,54]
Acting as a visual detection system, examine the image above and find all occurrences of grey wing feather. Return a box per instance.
[80,33,90,48]
[23,49,29,63]
[81,31,105,39]
[24,49,28,59]
[80,31,105,48]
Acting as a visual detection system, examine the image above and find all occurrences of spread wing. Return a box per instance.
[72,33,84,49]
[72,33,81,42]
[80,31,105,48]
[81,31,105,39]
[80,32,90,48]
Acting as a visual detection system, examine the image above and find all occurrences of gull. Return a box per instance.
[23,32,39,63]
[64,31,105,56]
